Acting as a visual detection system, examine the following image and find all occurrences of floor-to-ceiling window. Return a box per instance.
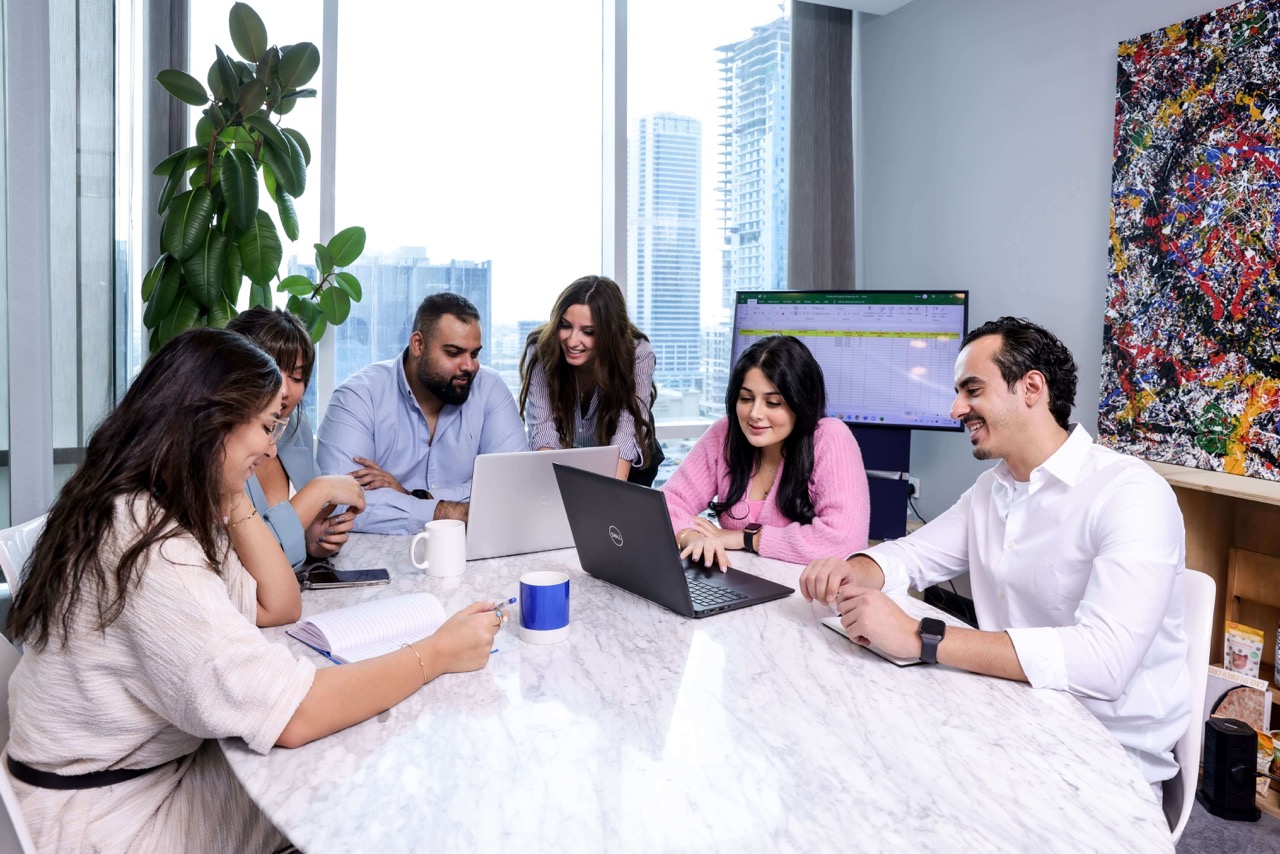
[124,1,794,484]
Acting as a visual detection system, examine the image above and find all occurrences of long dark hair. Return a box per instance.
[8,328,282,650]
[709,336,826,524]
[518,275,652,460]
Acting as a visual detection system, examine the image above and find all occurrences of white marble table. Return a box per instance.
[221,534,1174,854]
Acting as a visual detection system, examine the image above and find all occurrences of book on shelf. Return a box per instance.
[286,592,446,664]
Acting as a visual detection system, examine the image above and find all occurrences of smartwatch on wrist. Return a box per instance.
[742,522,763,554]
[411,489,432,500]
[918,617,946,665]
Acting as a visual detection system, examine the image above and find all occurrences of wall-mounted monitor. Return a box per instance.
[730,290,970,432]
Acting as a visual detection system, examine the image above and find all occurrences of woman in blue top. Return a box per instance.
[519,275,660,484]
[227,307,363,567]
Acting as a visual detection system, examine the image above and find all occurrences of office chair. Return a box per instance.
[1164,569,1216,842]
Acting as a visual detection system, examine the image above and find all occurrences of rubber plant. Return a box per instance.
[143,2,364,351]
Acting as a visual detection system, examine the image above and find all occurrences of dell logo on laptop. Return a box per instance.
[608,526,624,547]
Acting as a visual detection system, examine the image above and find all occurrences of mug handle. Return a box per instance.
[410,530,430,570]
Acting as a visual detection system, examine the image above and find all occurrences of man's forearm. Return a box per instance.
[936,627,1028,683]
[433,500,469,522]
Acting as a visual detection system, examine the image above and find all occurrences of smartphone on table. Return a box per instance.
[299,561,391,589]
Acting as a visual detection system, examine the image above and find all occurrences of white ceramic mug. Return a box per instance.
[410,519,467,577]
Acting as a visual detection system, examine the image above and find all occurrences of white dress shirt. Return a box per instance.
[865,425,1189,786]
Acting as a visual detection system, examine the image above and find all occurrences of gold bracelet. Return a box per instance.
[402,642,429,685]
[226,506,259,530]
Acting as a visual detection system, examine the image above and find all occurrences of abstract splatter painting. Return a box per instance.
[1100,0,1280,478]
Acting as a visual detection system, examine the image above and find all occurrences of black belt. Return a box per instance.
[6,754,178,790]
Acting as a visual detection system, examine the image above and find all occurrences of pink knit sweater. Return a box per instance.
[661,416,871,566]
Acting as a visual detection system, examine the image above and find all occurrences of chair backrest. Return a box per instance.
[0,634,35,853]
[1164,568,1216,842]
[0,515,46,595]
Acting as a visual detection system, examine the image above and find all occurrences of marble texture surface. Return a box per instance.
[221,534,1174,854]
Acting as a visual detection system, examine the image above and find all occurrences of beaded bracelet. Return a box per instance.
[402,642,429,685]
[226,506,259,530]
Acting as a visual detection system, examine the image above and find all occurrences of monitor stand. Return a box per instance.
[850,426,911,541]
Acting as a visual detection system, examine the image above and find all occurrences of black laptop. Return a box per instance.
[553,464,793,618]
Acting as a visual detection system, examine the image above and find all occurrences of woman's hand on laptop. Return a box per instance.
[678,517,733,571]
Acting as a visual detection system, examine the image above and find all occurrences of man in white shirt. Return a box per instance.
[800,316,1189,798]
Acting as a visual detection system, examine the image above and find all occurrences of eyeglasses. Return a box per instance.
[269,416,290,444]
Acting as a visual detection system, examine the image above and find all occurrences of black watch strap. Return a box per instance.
[742,523,763,554]
[411,489,432,500]
[918,617,946,665]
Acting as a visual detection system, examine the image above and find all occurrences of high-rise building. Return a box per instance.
[628,112,702,391]
[717,16,790,307]
[289,247,493,382]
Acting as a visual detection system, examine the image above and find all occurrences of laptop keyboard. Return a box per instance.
[685,571,749,609]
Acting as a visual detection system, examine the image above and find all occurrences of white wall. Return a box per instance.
[858,0,1228,520]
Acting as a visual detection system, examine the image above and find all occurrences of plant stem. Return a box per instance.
[205,134,217,188]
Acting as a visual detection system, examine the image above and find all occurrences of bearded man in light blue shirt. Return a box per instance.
[317,292,527,533]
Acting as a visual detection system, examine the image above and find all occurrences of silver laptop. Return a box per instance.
[466,447,620,560]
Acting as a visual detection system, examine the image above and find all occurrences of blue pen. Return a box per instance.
[492,596,517,622]
[490,597,516,656]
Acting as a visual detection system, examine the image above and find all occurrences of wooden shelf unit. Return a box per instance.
[1147,460,1280,711]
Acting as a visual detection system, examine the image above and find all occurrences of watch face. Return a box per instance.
[919,617,946,638]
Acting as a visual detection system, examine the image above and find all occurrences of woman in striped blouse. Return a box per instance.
[519,275,660,484]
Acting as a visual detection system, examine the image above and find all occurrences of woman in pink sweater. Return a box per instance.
[663,336,870,568]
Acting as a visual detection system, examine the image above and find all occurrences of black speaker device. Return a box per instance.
[1196,717,1261,822]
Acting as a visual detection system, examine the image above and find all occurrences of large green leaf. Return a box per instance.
[286,294,315,324]
[334,271,363,302]
[208,46,240,102]
[157,69,208,106]
[282,128,310,166]
[157,152,190,215]
[308,315,328,343]
[313,242,334,276]
[237,79,268,119]
[158,293,202,345]
[277,43,320,90]
[277,274,313,296]
[160,188,214,260]
[327,226,366,267]
[282,87,317,100]
[250,281,273,308]
[223,242,244,304]
[229,3,268,62]
[318,286,351,325]
[238,210,283,285]
[259,132,306,198]
[151,145,202,177]
[206,297,235,329]
[142,256,177,330]
[141,255,169,301]
[275,190,299,240]
[244,114,287,155]
[181,229,228,308]
[274,95,297,116]
[220,148,259,229]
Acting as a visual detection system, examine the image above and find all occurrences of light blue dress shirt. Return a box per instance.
[316,351,527,534]
[245,413,320,569]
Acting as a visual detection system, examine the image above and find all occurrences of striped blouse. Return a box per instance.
[523,338,655,464]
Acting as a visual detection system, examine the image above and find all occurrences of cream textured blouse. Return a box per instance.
[5,495,316,853]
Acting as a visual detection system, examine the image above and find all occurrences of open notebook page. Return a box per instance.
[287,592,447,664]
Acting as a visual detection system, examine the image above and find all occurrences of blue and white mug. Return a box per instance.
[518,570,570,644]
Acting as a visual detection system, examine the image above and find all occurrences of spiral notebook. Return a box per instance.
[286,592,446,664]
